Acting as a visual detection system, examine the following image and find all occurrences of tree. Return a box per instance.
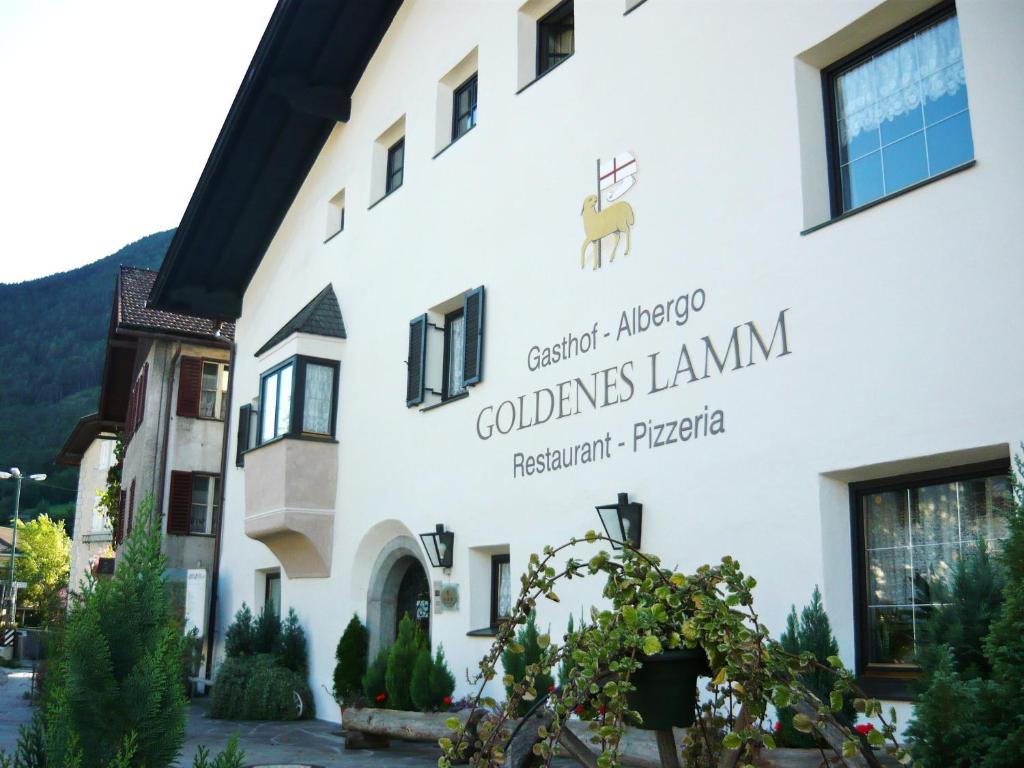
[333,614,368,706]
[501,612,554,717]
[385,614,424,711]
[41,495,187,768]
[13,514,70,624]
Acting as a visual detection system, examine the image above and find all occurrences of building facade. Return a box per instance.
[150,0,1024,722]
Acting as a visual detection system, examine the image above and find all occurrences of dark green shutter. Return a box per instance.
[406,314,427,406]
[236,404,251,467]
[462,286,485,386]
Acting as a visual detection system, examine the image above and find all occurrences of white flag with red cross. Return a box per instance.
[598,151,637,202]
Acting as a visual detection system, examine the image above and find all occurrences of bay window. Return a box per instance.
[255,356,339,447]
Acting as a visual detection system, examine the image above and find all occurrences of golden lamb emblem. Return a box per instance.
[580,152,637,270]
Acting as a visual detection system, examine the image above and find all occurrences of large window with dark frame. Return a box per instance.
[537,1,574,77]
[256,355,339,446]
[853,461,1010,682]
[825,3,973,215]
[386,138,405,195]
[189,474,220,535]
[490,554,512,628]
[452,74,478,141]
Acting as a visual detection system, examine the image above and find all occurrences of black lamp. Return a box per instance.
[420,524,454,569]
[595,492,643,550]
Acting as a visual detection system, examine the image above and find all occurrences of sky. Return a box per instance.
[0,0,278,284]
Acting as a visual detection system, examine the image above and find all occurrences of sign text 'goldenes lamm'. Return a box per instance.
[473,289,793,478]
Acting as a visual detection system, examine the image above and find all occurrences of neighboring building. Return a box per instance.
[150,0,1024,724]
[55,414,120,587]
[61,266,234,660]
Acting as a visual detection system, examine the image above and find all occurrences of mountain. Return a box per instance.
[0,230,174,527]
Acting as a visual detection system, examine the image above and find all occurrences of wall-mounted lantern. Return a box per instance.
[595,492,643,550]
[420,524,454,569]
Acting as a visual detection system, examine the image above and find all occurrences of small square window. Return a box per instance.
[386,138,405,195]
[490,554,512,627]
[326,188,345,241]
[452,74,478,141]
[825,7,973,215]
[537,1,574,77]
[199,361,229,420]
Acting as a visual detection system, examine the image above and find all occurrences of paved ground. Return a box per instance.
[179,699,443,767]
[0,665,35,753]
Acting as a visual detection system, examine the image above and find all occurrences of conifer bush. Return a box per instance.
[224,604,255,657]
[410,646,433,712]
[385,614,424,711]
[277,608,308,674]
[252,606,281,654]
[501,612,554,717]
[775,586,855,748]
[410,645,455,712]
[363,647,390,706]
[40,495,187,768]
[333,614,368,706]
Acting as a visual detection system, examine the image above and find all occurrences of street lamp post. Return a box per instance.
[1,468,46,624]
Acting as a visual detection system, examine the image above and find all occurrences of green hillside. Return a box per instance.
[0,230,174,528]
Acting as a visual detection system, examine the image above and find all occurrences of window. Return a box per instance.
[406,286,484,408]
[326,188,345,240]
[257,356,339,446]
[537,1,574,76]
[825,4,973,214]
[853,462,1010,678]
[452,74,478,141]
[386,138,405,195]
[199,361,229,420]
[189,474,219,535]
[265,572,281,619]
[442,309,467,400]
[490,554,512,627]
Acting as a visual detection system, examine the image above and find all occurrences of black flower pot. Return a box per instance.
[626,648,711,730]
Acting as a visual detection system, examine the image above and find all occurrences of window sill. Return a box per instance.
[466,626,499,638]
[186,532,217,539]
[420,391,469,412]
[432,124,477,161]
[515,53,574,96]
[83,531,113,543]
[323,227,344,244]
[368,185,403,211]
[801,159,976,236]
[243,433,338,457]
[195,415,226,423]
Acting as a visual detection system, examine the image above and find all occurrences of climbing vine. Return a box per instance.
[440,531,915,768]
[95,432,124,535]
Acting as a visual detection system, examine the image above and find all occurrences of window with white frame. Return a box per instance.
[326,188,345,241]
[190,474,220,535]
[199,361,229,419]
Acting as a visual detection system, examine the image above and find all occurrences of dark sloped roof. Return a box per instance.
[256,284,345,356]
[55,413,120,467]
[119,267,235,343]
[149,0,404,319]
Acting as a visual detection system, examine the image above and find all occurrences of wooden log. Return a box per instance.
[342,707,474,740]
[505,711,552,768]
[791,700,881,768]
[343,731,390,750]
[655,730,682,768]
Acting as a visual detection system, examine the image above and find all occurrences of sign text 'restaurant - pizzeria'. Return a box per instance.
[472,288,793,478]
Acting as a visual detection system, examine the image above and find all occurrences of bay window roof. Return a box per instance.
[256,284,346,356]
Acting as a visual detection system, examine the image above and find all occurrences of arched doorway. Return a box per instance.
[365,535,432,657]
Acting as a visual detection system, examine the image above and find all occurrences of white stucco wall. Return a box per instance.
[68,435,116,590]
[212,0,1024,726]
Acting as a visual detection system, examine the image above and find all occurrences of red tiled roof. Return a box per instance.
[118,267,235,342]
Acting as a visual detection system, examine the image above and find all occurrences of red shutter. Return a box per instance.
[137,364,148,431]
[127,478,136,533]
[115,489,126,547]
[167,470,193,536]
[177,357,203,417]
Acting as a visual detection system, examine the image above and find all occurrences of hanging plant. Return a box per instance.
[95,431,125,534]
[439,531,915,768]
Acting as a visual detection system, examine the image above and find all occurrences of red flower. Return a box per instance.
[443,696,453,705]
[597,706,607,716]
[574,705,585,715]
[375,693,387,703]
[548,685,556,693]
[854,723,875,736]
[773,722,782,733]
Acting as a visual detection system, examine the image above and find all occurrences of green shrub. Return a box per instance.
[363,647,390,706]
[333,614,368,706]
[775,586,855,748]
[241,655,314,721]
[428,646,456,709]
[40,496,187,768]
[385,614,424,711]
[224,604,254,658]
[277,609,308,674]
[410,647,433,712]
[410,643,456,713]
[211,655,313,721]
[191,737,244,768]
[905,647,984,768]
[252,606,281,655]
[501,612,553,717]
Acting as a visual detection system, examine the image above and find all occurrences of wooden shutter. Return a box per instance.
[236,404,251,467]
[115,490,126,547]
[406,314,427,407]
[462,286,485,386]
[167,470,193,536]
[137,364,148,432]
[177,357,203,417]
[127,478,136,534]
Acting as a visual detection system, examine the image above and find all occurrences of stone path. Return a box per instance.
[0,666,36,752]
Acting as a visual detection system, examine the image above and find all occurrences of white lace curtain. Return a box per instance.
[302,364,333,434]
[837,15,965,138]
